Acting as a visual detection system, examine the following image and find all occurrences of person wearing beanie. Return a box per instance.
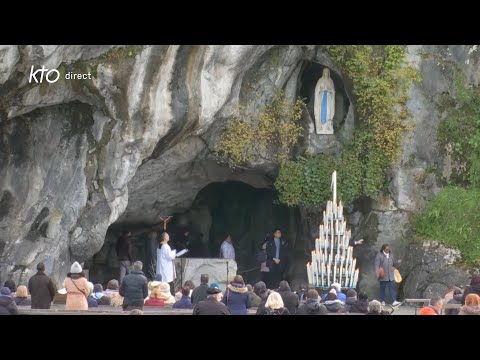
[246,284,261,307]
[296,289,328,315]
[0,287,19,315]
[91,284,111,306]
[344,289,358,312]
[349,292,369,314]
[64,261,89,311]
[323,288,345,313]
[3,280,16,296]
[277,280,299,315]
[445,289,463,315]
[462,276,480,305]
[254,281,273,315]
[321,283,346,303]
[28,262,56,309]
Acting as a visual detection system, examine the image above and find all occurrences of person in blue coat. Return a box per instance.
[173,287,193,309]
[222,275,251,315]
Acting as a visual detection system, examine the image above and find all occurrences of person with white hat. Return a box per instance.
[64,261,89,311]
[323,288,345,313]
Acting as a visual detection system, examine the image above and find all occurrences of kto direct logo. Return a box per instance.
[29,65,60,83]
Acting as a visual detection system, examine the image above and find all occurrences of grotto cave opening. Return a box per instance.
[88,181,309,287]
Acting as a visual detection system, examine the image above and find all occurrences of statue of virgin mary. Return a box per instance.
[314,68,335,134]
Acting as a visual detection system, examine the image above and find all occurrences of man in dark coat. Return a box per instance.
[28,263,56,309]
[277,280,299,315]
[349,292,369,314]
[462,276,480,305]
[191,274,209,307]
[0,287,19,315]
[144,231,158,281]
[192,286,231,315]
[265,228,288,289]
[297,290,328,315]
[119,261,148,311]
[116,230,132,285]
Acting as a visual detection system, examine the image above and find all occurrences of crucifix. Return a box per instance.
[159,216,173,231]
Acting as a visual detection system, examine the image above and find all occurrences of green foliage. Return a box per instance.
[438,69,480,186]
[215,91,305,167]
[413,187,480,266]
[275,45,418,206]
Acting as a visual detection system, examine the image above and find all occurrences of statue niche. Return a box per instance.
[314,67,335,135]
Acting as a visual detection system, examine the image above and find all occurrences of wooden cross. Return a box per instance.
[159,216,173,231]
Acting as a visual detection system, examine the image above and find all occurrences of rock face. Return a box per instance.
[0,45,479,297]
[354,45,480,299]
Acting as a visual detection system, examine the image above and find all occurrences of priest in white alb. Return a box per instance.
[156,232,176,296]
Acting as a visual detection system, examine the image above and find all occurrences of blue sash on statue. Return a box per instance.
[321,90,328,124]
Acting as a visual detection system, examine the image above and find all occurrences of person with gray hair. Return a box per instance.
[366,300,384,315]
[119,261,148,311]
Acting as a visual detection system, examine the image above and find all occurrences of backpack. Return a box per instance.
[265,307,285,315]
[256,249,267,264]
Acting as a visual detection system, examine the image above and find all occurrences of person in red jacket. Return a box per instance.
[419,296,443,315]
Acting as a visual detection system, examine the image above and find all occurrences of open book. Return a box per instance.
[176,249,189,257]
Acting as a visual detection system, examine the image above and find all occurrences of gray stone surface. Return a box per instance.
[174,258,237,292]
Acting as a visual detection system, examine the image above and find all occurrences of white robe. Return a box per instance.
[156,243,176,283]
[220,240,235,260]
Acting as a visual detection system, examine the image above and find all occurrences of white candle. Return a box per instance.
[353,268,359,288]
[332,171,337,206]
[350,259,357,288]
[333,253,337,284]
[339,255,344,287]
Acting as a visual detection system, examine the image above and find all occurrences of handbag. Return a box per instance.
[378,267,386,279]
[70,278,88,298]
[393,267,402,283]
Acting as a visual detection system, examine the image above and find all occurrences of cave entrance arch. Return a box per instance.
[88,180,304,287]
[169,181,293,285]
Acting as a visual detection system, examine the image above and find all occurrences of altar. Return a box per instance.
[174,258,237,292]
